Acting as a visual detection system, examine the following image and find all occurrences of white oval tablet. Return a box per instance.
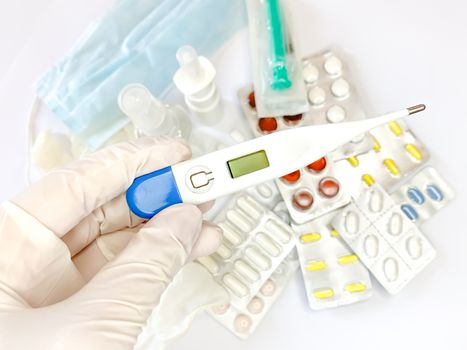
[256,233,281,257]
[197,256,220,274]
[245,247,271,271]
[326,105,346,123]
[388,213,403,236]
[383,257,399,282]
[364,234,379,258]
[406,235,423,259]
[226,209,253,233]
[234,260,260,282]
[368,190,384,213]
[344,211,360,235]
[265,220,292,243]
[257,183,273,198]
[216,243,232,260]
[236,196,263,220]
[219,222,243,246]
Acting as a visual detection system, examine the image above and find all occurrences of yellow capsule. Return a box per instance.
[372,136,381,152]
[405,143,423,161]
[362,174,375,187]
[306,260,327,271]
[388,121,403,137]
[346,156,359,167]
[384,159,400,175]
[300,233,321,243]
[330,229,340,238]
[338,254,359,265]
[345,282,367,293]
[313,288,334,299]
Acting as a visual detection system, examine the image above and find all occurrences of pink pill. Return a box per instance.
[234,314,252,334]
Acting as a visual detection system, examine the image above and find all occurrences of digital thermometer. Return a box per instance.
[126,105,425,218]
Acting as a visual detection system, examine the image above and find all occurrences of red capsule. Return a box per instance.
[258,118,278,133]
[318,177,340,198]
[248,91,256,109]
[292,190,314,210]
[281,170,301,184]
[283,114,303,125]
[307,157,327,173]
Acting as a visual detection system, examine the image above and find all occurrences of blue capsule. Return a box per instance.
[426,184,444,202]
[401,204,419,221]
[407,187,425,205]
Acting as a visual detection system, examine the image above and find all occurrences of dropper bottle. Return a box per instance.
[173,45,223,125]
[118,84,192,139]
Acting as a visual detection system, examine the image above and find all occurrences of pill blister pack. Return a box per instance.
[392,167,455,224]
[197,194,296,308]
[334,119,430,197]
[292,211,372,309]
[276,155,351,224]
[245,181,283,211]
[209,250,299,339]
[331,184,436,294]
[238,49,373,160]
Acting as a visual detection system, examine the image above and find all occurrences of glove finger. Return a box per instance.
[67,204,212,345]
[62,194,215,258]
[12,136,191,237]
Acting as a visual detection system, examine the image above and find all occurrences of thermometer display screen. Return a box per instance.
[227,150,270,178]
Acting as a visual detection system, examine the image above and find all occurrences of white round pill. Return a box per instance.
[234,314,252,334]
[247,297,264,314]
[326,105,346,123]
[324,55,343,75]
[211,303,230,315]
[331,78,350,98]
[308,86,326,106]
[303,63,319,83]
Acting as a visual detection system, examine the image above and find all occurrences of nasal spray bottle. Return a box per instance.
[173,46,223,125]
[118,84,192,139]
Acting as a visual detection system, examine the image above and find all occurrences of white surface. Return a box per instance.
[0,0,466,349]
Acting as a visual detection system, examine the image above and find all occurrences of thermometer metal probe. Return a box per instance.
[126,104,425,218]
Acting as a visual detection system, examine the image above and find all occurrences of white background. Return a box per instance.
[0,0,466,349]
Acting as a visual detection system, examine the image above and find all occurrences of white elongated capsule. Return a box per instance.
[257,184,273,198]
[237,196,263,220]
[197,256,220,274]
[234,260,260,282]
[223,273,249,297]
[219,222,243,246]
[344,211,360,235]
[256,233,281,257]
[388,213,403,236]
[245,247,271,271]
[406,235,423,259]
[226,209,253,233]
[364,234,379,258]
[216,243,232,260]
[383,257,399,282]
[368,189,384,213]
[265,220,292,244]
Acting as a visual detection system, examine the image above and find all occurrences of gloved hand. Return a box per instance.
[0,137,222,350]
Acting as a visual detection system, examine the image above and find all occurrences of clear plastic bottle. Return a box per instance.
[118,84,192,139]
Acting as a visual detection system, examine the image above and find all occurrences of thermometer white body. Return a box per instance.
[126,105,424,218]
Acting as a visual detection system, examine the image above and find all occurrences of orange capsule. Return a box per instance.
[318,177,340,198]
[283,114,303,125]
[307,157,327,172]
[292,190,314,210]
[248,91,256,109]
[258,118,278,133]
[281,170,301,184]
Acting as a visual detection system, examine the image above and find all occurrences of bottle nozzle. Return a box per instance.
[176,45,202,80]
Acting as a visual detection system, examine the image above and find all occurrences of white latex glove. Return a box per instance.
[0,137,222,350]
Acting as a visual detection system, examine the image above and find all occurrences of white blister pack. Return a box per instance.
[197,194,296,308]
[331,184,436,294]
[276,155,350,224]
[335,119,430,197]
[209,250,299,339]
[392,167,455,224]
[238,49,373,159]
[292,211,372,309]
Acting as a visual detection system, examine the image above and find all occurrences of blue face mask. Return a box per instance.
[36,0,246,150]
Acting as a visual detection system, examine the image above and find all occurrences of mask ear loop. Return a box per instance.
[25,96,40,185]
